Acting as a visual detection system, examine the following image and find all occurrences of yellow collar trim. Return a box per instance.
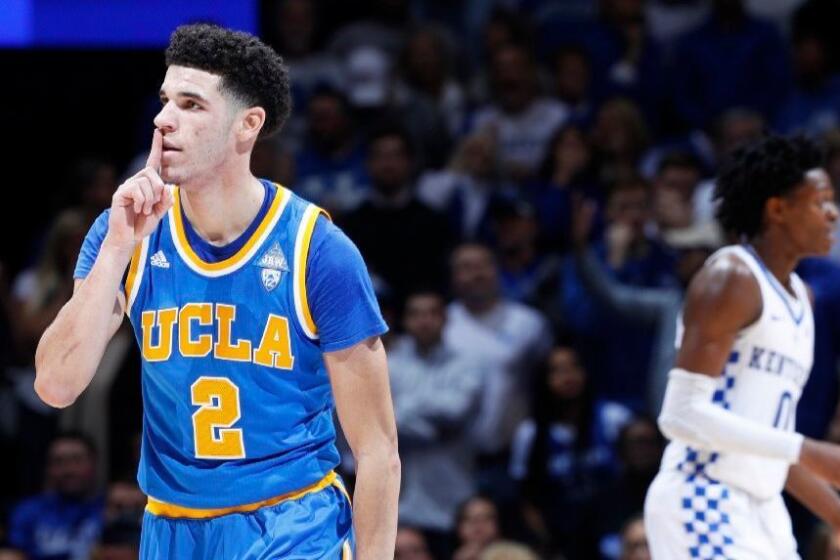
[171,184,290,274]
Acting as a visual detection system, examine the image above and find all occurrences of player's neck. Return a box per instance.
[179,168,266,247]
[748,233,799,290]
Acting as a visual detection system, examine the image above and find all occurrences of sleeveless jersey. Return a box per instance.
[123,183,338,509]
[660,244,814,500]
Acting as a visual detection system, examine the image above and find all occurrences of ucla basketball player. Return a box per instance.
[34,24,400,559]
[645,135,840,559]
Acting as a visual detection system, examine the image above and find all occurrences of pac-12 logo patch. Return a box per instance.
[261,268,282,292]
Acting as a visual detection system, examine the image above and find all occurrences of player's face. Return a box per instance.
[781,168,838,256]
[154,65,238,186]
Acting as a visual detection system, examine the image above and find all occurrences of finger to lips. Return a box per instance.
[146,128,163,172]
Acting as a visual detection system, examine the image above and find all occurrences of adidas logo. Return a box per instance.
[150,250,170,269]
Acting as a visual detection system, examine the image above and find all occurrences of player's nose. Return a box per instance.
[154,102,177,133]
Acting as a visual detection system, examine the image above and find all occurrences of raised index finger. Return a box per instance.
[146,128,163,171]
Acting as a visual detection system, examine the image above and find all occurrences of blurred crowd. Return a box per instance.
[5,0,840,558]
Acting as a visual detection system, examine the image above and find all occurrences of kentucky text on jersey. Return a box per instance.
[141,304,294,370]
[746,345,809,387]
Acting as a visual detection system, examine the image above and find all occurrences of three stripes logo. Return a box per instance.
[150,250,170,269]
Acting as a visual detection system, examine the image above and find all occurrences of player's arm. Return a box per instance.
[325,337,400,560]
[34,130,171,408]
[657,254,804,461]
[785,464,840,529]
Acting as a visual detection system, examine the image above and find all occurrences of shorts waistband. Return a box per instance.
[145,470,350,519]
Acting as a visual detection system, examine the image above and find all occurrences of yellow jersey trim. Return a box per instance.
[124,237,148,315]
[145,470,340,519]
[293,204,329,339]
[168,184,291,277]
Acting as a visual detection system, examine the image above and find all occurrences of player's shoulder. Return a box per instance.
[683,247,762,326]
[694,248,759,295]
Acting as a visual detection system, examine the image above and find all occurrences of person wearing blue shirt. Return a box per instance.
[34,24,400,560]
[9,432,104,560]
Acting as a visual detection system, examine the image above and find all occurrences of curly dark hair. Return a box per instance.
[714,134,824,238]
[165,24,291,137]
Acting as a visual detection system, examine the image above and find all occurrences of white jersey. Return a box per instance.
[660,244,814,500]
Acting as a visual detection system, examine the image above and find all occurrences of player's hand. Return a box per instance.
[105,129,173,257]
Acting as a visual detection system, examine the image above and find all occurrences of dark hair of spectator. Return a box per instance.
[485,8,534,52]
[525,346,596,500]
[714,134,824,238]
[454,493,499,527]
[165,24,291,138]
[308,83,350,112]
[50,430,98,457]
[656,151,701,177]
[537,123,593,182]
[367,123,416,158]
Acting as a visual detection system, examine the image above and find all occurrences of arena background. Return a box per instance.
[3,1,840,559]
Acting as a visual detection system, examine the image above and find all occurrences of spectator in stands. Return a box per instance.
[472,44,567,183]
[559,177,678,410]
[585,0,667,127]
[453,495,501,560]
[444,243,551,498]
[619,515,651,560]
[672,0,789,129]
[88,520,139,560]
[509,345,632,558]
[418,129,512,242]
[585,417,665,559]
[590,98,650,185]
[394,526,434,560]
[776,29,840,136]
[103,479,144,525]
[9,210,87,494]
[341,125,454,300]
[67,158,118,228]
[692,108,766,224]
[652,152,705,236]
[343,45,452,168]
[398,25,466,137]
[493,200,559,304]
[294,86,369,215]
[467,8,535,105]
[552,45,595,127]
[527,123,601,250]
[389,290,482,558]
[8,432,103,560]
[571,198,720,412]
[480,541,539,560]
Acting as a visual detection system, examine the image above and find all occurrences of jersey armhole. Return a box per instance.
[124,237,149,316]
[292,204,330,340]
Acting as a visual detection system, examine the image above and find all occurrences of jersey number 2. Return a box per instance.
[191,377,245,459]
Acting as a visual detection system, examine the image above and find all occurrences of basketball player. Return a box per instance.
[645,134,840,558]
[34,25,399,559]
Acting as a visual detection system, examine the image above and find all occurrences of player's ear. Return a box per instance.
[764,196,786,227]
[238,106,265,143]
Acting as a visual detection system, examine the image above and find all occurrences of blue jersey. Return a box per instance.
[75,180,386,509]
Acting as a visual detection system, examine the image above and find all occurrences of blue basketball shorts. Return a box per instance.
[140,474,354,559]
